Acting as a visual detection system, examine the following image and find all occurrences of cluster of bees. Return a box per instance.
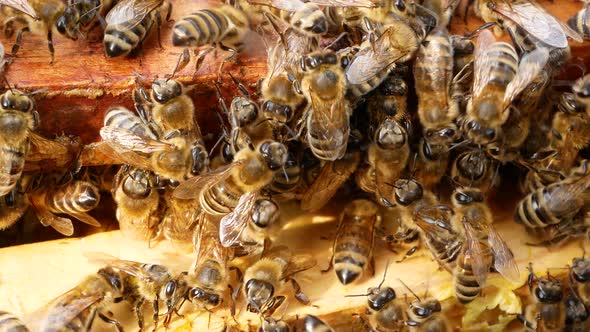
[2,0,590,331]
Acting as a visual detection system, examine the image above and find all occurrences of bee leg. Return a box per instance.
[227,284,239,324]
[287,277,310,305]
[154,11,164,49]
[11,26,30,57]
[152,297,160,332]
[265,295,286,316]
[3,18,15,38]
[217,46,238,84]
[517,314,536,330]
[135,299,145,331]
[368,255,376,277]
[321,256,334,273]
[47,29,55,64]
[132,86,152,125]
[396,246,419,263]
[85,308,98,331]
[194,46,215,73]
[229,266,243,281]
[353,314,375,332]
[98,312,124,332]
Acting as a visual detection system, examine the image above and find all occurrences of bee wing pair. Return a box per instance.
[473,29,549,110]
[173,161,243,200]
[219,190,259,249]
[0,0,38,19]
[106,0,163,28]
[491,0,582,48]
[462,218,519,286]
[249,0,375,11]
[26,292,103,332]
[262,245,317,279]
[85,251,169,282]
[192,214,230,274]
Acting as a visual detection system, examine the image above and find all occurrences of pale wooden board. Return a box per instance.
[0,200,585,331]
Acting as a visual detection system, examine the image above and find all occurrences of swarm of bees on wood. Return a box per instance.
[3,0,590,330]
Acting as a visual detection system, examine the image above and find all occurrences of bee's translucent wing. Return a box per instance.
[308,0,376,8]
[487,225,520,283]
[106,0,163,29]
[85,251,169,282]
[219,191,258,247]
[503,47,549,107]
[100,126,175,154]
[173,161,241,199]
[472,29,496,100]
[0,0,37,19]
[463,219,491,287]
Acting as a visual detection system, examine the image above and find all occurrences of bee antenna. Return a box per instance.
[168,48,190,82]
[77,3,102,24]
[282,123,299,141]
[28,87,48,96]
[378,259,390,289]
[228,72,250,98]
[2,76,13,93]
[463,21,497,39]
[447,139,470,151]
[397,278,421,301]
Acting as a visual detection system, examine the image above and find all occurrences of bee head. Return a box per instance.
[535,279,563,303]
[259,141,288,171]
[56,6,79,40]
[122,169,151,199]
[1,90,35,114]
[231,96,259,128]
[245,279,274,313]
[572,257,590,282]
[394,179,423,206]
[452,188,484,206]
[464,117,497,144]
[152,79,183,103]
[410,299,441,319]
[367,287,396,311]
[251,199,280,229]
[190,143,209,176]
[375,119,407,150]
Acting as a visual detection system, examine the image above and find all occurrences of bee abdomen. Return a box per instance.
[201,180,241,217]
[0,311,29,332]
[454,253,481,304]
[307,124,349,161]
[515,186,563,228]
[349,69,390,97]
[49,181,101,214]
[104,18,150,58]
[486,43,518,87]
[568,7,590,40]
[104,107,155,139]
[333,229,372,285]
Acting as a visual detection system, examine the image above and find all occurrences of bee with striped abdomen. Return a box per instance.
[323,199,379,285]
[103,0,172,58]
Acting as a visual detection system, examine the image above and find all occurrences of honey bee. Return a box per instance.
[413,205,463,273]
[173,140,287,217]
[464,29,549,145]
[28,267,125,331]
[86,252,187,331]
[366,117,411,205]
[28,178,101,236]
[245,0,375,37]
[1,0,63,63]
[0,311,28,332]
[300,49,350,161]
[243,245,315,314]
[414,27,459,145]
[518,263,566,332]
[515,160,590,229]
[401,281,452,332]
[323,199,379,285]
[569,0,590,40]
[172,4,249,64]
[451,187,519,303]
[56,0,115,40]
[348,265,407,332]
[219,191,280,255]
[300,148,360,211]
[180,215,232,314]
[450,149,497,193]
[346,20,420,98]
[103,0,172,58]
[302,315,334,332]
[112,166,161,242]
[99,106,205,182]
